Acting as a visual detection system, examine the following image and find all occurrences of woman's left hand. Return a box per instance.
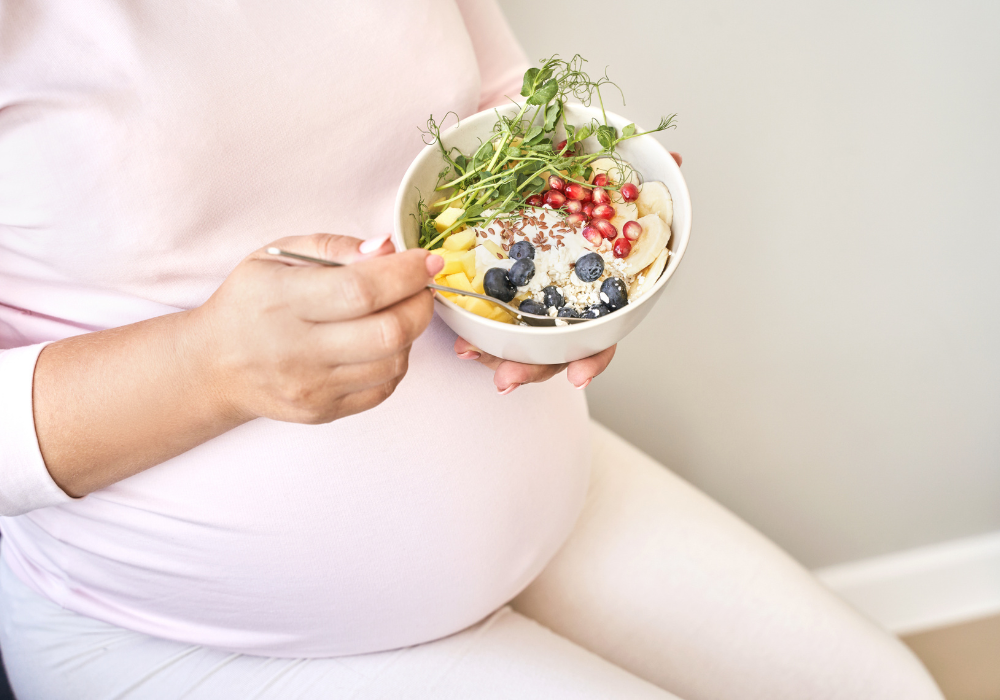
[454,337,616,394]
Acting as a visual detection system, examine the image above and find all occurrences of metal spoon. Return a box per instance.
[266,248,593,327]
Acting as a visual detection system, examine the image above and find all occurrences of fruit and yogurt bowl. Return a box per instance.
[393,55,691,364]
[428,157,674,325]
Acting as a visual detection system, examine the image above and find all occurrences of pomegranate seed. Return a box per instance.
[592,187,611,206]
[595,219,618,239]
[582,202,595,218]
[592,173,609,187]
[620,183,639,202]
[613,237,632,258]
[565,199,584,214]
[622,220,642,241]
[526,194,544,207]
[592,204,615,220]
[555,139,568,153]
[548,175,565,191]
[566,213,589,226]
[581,225,603,246]
[543,189,567,208]
[564,183,591,201]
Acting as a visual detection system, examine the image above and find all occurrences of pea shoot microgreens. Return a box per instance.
[416,54,676,250]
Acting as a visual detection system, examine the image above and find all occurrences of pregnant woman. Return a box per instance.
[0,2,941,698]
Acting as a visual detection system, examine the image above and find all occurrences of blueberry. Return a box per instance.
[574,252,605,283]
[542,285,565,308]
[518,298,547,316]
[509,241,535,260]
[483,268,516,302]
[600,277,628,311]
[508,258,535,287]
[557,306,581,318]
[582,303,610,318]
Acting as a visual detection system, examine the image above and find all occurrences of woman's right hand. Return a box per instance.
[191,233,443,425]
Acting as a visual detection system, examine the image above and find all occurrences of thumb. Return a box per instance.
[253,232,394,266]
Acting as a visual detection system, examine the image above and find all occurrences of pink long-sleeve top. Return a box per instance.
[0,1,591,657]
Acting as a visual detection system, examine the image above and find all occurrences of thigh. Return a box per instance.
[512,421,943,700]
[0,557,679,700]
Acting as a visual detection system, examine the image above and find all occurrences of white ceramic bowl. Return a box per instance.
[393,103,691,364]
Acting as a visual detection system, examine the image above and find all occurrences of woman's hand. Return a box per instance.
[453,338,616,394]
[450,151,681,395]
[194,233,441,424]
[33,233,442,497]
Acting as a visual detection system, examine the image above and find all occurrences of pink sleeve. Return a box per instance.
[455,0,531,111]
[0,343,73,516]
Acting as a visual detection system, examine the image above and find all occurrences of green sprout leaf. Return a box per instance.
[527,78,558,105]
[622,123,636,138]
[520,68,539,97]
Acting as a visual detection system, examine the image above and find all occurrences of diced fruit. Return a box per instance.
[582,225,602,246]
[435,255,465,276]
[582,202,595,218]
[488,305,514,323]
[564,183,591,201]
[526,194,544,207]
[565,200,583,214]
[622,220,642,241]
[484,268,517,302]
[635,181,673,228]
[592,187,611,205]
[613,237,632,258]
[620,214,671,276]
[620,183,639,202]
[471,270,486,294]
[518,298,547,316]
[482,239,506,260]
[443,228,476,251]
[548,175,565,191]
[460,249,477,279]
[600,277,629,311]
[593,204,615,220]
[461,296,494,318]
[445,272,474,293]
[433,206,465,233]
[595,219,617,240]
[566,213,589,227]
[543,189,567,208]
[509,241,535,260]
[574,252,605,282]
[509,258,535,286]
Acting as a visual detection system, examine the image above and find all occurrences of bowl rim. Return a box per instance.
[393,102,692,335]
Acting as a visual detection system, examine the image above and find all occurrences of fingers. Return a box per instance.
[280,249,442,323]
[309,289,435,364]
[453,337,567,394]
[566,345,617,389]
[670,152,683,167]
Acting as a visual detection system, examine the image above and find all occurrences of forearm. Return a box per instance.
[32,310,244,498]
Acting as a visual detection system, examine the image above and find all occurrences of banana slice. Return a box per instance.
[621,214,671,276]
[628,248,670,300]
[635,181,673,228]
[588,157,640,187]
[610,200,639,233]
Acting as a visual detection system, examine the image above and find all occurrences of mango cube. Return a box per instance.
[481,239,506,260]
[445,272,474,293]
[434,206,465,233]
[471,271,485,294]
[460,249,477,279]
[443,228,476,251]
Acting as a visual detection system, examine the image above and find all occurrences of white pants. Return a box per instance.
[0,423,942,700]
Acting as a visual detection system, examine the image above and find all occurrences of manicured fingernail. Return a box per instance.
[359,233,392,254]
[457,351,481,360]
[498,383,520,396]
[426,254,445,276]
[575,378,592,390]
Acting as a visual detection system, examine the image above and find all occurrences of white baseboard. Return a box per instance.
[813,530,1000,636]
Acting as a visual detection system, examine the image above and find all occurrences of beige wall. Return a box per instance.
[499,0,1000,568]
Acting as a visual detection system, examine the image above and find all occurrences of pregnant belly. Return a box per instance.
[0,318,591,657]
